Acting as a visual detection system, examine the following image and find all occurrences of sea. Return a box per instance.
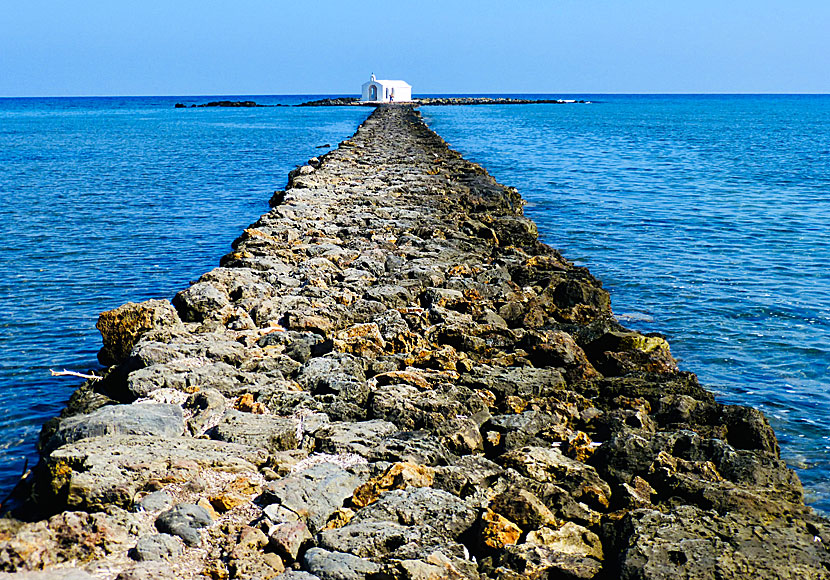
[1,94,829,512]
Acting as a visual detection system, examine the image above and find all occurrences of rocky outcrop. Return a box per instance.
[1,105,827,579]
[296,97,588,107]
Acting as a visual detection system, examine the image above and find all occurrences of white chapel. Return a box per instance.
[361,74,412,103]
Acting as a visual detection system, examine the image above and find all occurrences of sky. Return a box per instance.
[2,0,829,96]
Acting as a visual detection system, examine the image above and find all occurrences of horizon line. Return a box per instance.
[2,91,830,99]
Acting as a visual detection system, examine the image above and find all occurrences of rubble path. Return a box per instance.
[2,105,829,580]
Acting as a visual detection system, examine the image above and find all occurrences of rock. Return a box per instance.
[45,403,185,451]
[490,488,558,530]
[0,511,135,573]
[303,547,381,580]
[297,353,367,392]
[461,366,566,400]
[0,570,93,580]
[210,409,299,453]
[500,446,611,510]
[318,520,466,561]
[367,430,453,466]
[209,475,262,513]
[353,487,476,539]
[155,503,213,546]
[480,508,522,550]
[138,491,174,512]
[483,410,567,453]
[261,462,364,534]
[228,551,284,580]
[351,462,435,508]
[526,522,603,560]
[96,299,181,365]
[313,420,399,457]
[433,455,504,498]
[116,562,177,580]
[172,281,230,322]
[609,506,830,580]
[268,520,313,561]
[369,383,486,431]
[586,331,677,376]
[184,388,227,435]
[40,435,268,511]
[278,573,321,580]
[129,533,183,561]
[502,541,603,578]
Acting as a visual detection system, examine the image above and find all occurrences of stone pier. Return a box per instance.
[1,105,828,579]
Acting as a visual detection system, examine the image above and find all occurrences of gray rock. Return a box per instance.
[0,570,93,580]
[461,365,566,399]
[367,430,452,466]
[501,446,611,511]
[41,435,268,511]
[116,562,176,580]
[303,547,381,580]
[183,388,226,435]
[277,572,321,580]
[211,409,299,452]
[257,330,332,363]
[369,383,486,431]
[352,487,476,539]
[262,462,364,533]
[155,503,213,546]
[45,403,185,451]
[434,455,504,497]
[313,420,399,457]
[364,285,413,308]
[317,520,466,561]
[611,506,830,580]
[129,533,182,561]
[172,281,230,322]
[483,410,567,452]
[138,491,174,512]
[296,353,366,392]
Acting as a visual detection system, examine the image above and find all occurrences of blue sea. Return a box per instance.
[2,95,829,512]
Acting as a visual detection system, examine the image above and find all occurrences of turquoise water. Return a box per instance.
[2,96,830,513]
[421,95,830,511]
[0,96,369,499]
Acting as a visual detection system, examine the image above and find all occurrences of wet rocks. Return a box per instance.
[8,104,828,580]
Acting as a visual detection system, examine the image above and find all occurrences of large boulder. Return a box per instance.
[96,300,181,366]
[44,403,185,452]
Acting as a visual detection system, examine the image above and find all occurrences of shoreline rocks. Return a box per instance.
[1,105,827,579]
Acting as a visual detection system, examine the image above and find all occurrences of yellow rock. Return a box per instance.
[480,508,522,550]
[196,497,220,520]
[373,370,430,390]
[234,393,268,414]
[352,462,435,508]
[324,507,355,530]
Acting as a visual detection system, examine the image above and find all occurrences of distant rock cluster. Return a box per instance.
[175,101,270,108]
[1,105,827,579]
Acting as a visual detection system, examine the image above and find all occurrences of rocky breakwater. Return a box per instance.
[1,104,828,580]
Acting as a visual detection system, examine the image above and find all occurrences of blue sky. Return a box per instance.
[2,0,829,96]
